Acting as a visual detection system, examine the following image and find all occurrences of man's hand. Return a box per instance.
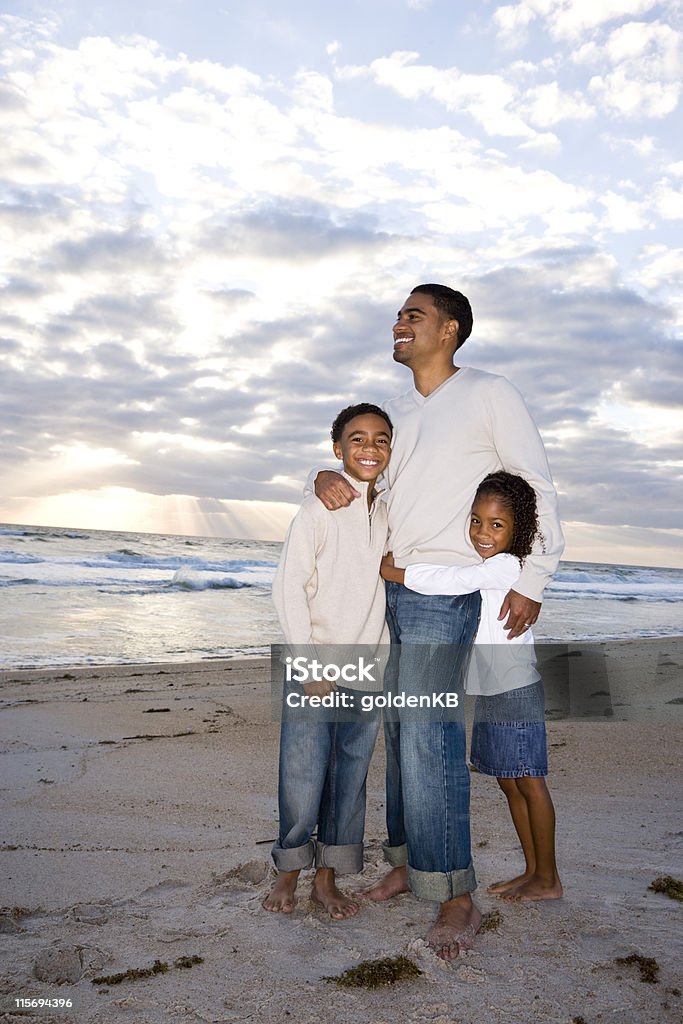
[314,470,360,510]
[498,589,541,640]
[302,679,337,697]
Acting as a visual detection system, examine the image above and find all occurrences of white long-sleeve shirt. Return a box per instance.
[405,553,539,696]
[383,368,563,603]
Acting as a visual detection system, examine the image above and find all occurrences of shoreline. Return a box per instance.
[2,632,682,678]
[1,654,681,1023]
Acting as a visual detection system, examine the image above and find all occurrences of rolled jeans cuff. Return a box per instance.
[407,861,477,902]
[382,842,408,868]
[271,838,315,872]
[315,841,363,874]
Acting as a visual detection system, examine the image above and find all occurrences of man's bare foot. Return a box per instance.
[487,871,532,895]
[502,875,563,902]
[425,895,482,961]
[262,870,299,913]
[311,868,360,920]
[358,865,410,902]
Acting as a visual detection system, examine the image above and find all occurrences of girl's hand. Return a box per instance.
[381,552,405,584]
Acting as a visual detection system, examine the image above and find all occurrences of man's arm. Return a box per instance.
[305,467,360,510]
[488,378,565,637]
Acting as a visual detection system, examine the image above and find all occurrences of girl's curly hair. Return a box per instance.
[473,471,545,564]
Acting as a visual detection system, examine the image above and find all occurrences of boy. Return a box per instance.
[263,403,392,919]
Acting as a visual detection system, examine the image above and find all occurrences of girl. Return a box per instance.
[381,471,562,902]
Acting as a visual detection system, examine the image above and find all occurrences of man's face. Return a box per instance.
[392,292,456,367]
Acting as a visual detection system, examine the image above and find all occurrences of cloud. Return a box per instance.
[361,51,540,140]
[493,0,662,46]
[521,81,595,127]
[200,202,391,261]
[574,19,681,118]
[599,190,650,232]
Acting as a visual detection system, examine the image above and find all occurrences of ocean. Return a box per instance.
[1,523,682,670]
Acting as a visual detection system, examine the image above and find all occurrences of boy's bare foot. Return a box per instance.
[425,895,482,961]
[502,875,563,902]
[487,871,532,895]
[358,865,410,901]
[311,868,360,919]
[262,870,299,913]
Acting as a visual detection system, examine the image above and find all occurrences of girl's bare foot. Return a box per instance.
[311,868,360,919]
[487,870,533,895]
[262,870,299,913]
[502,874,563,902]
[358,865,410,901]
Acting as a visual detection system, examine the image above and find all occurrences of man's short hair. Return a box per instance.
[331,403,393,443]
[411,283,473,348]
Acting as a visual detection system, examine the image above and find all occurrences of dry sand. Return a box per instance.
[1,644,682,1024]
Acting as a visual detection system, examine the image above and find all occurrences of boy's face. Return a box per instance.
[333,413,391,484]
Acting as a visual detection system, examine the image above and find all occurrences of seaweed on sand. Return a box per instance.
[648,875,683,902]
[92,955,203,986]
[614,953,660,984]
[323,955,422,989]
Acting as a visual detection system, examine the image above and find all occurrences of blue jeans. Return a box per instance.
[471,680,548,778]
[272,685,380,874]
[383,582,480,901]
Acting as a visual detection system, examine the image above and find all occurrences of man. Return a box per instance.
[314,284,564,959]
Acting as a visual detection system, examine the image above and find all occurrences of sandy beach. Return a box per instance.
[1,645,682,1024]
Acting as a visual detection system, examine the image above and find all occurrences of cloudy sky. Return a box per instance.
[1,0,681,566]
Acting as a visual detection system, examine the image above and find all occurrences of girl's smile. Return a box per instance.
[469,496,514,559]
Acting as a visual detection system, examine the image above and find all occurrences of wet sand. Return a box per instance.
[1,644,682,1024]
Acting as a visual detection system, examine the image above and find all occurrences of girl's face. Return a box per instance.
[469,495,514,559]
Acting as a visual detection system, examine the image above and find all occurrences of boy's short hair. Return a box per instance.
[330,403,393,442]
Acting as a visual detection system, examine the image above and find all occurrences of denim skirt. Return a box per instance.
[470,679,548,779]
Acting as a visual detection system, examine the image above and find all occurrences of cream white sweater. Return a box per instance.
[383,367,564,602]
[272,474,389,652]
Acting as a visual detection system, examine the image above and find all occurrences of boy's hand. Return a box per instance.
[302,679,337,697]
[315,470,360,510]
[499,589,541,639]
[380,552,405,584]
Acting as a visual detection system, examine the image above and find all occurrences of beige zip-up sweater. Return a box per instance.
[272,473,389,654]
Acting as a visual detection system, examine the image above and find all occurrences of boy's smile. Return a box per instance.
[469,495,514,559]
[333,413,391,491]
